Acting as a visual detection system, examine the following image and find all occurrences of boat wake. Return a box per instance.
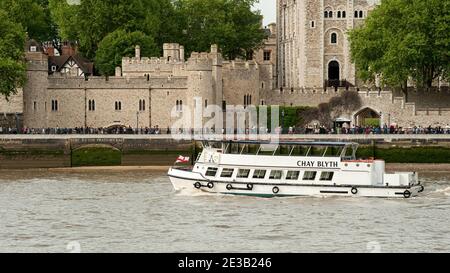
[429,186,450,196]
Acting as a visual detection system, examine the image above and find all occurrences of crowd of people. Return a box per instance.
[2,124,450,135]
[0,126,164,135]
[290,124,450,135]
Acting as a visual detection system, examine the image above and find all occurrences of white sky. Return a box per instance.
[254,1,276,26]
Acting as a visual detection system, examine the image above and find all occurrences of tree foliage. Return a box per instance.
[95,30,159,76]
[349,0,450,92]
[0,10,27,99]
[174,0,266,60]
[0,0,56,42]
[49,0,180,60]
[298,91,362,127]
[48,0,266,62]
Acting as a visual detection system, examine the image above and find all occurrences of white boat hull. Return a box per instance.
[169,169,423,199]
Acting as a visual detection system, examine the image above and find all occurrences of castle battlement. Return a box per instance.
[222,60,259,70]
[47,75,188,90]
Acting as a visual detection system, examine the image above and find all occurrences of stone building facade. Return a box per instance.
[1,39,274,130]
[1,3,450,131]
[277,0,381,89]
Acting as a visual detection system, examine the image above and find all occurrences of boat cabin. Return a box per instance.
[199,140,358,161]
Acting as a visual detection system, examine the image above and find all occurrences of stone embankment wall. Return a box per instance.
[0,137,192,169]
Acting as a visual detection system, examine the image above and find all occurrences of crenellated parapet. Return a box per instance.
[186,52,214,71]
[46,75,188,90]
[222,59,259,71]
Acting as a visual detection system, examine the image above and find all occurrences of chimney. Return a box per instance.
[46,42,55,56]
[135,45,141,60]
[211,44,218,54]
[268,23,277,35]
[61,41,76,56]
[115,66,122,77]
[179,45,185,62]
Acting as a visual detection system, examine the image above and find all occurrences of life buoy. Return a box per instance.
[404,190,411,199]
[247,184,254,190]
[418,185,425,193]
[212,154,220,164]
[351,187,358,195]
[272,186,280,194]
[207,182,214,189]
[226,184,233,191]
[194,182,202,189]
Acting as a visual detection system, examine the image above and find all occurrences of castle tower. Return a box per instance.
[209,44,223,110]
[186,52,214,129]
[23,48,49,128]
[277,0,380,89]
[163,43,181,61]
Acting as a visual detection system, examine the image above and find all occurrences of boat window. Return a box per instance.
[269,170,283,180]
[320,172,334,181]
[253,170,267,179]
[257,144,279,155]
[205,167,218,177]
[237,169,251,178]
[220,168,234,178]
[303,171,317,181]
[286,171,300,180]
[309,147,327,157]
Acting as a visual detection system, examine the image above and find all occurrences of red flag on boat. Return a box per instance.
[175,155,190,164]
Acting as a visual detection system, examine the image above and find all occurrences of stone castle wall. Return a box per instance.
[222,60,261,107]
[263,87,450,127]
[0,89,23,114]
[277,0,380,89]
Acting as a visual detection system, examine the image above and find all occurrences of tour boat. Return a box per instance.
[168,140,424,198]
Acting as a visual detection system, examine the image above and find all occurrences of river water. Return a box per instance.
[0,169,449,253]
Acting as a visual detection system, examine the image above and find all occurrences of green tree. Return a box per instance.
[349,0,450,94]
[0,0,57,42]
[49,0,179,60]
[175,0,266,60]
[95,29,159,76]
[0,10,27,99]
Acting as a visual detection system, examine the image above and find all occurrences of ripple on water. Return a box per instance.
[0,170,449,252]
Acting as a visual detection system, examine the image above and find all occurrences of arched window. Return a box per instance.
[331,33,337,44]
[359,11,363,18]
[329,11,333,18]
[342,11,346,18]
[179,100,183,111]
[176,100,179,111]
[355,10,358,18]
[324,11,328,18]
[89,100,95,111]
[142,100,145,111]
[337,11,341,18]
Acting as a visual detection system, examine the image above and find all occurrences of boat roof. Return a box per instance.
[200,139,358,147]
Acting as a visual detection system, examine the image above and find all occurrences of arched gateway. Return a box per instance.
[354,107,381,127]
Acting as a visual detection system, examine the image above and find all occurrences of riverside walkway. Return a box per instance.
[1,134,450,141]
